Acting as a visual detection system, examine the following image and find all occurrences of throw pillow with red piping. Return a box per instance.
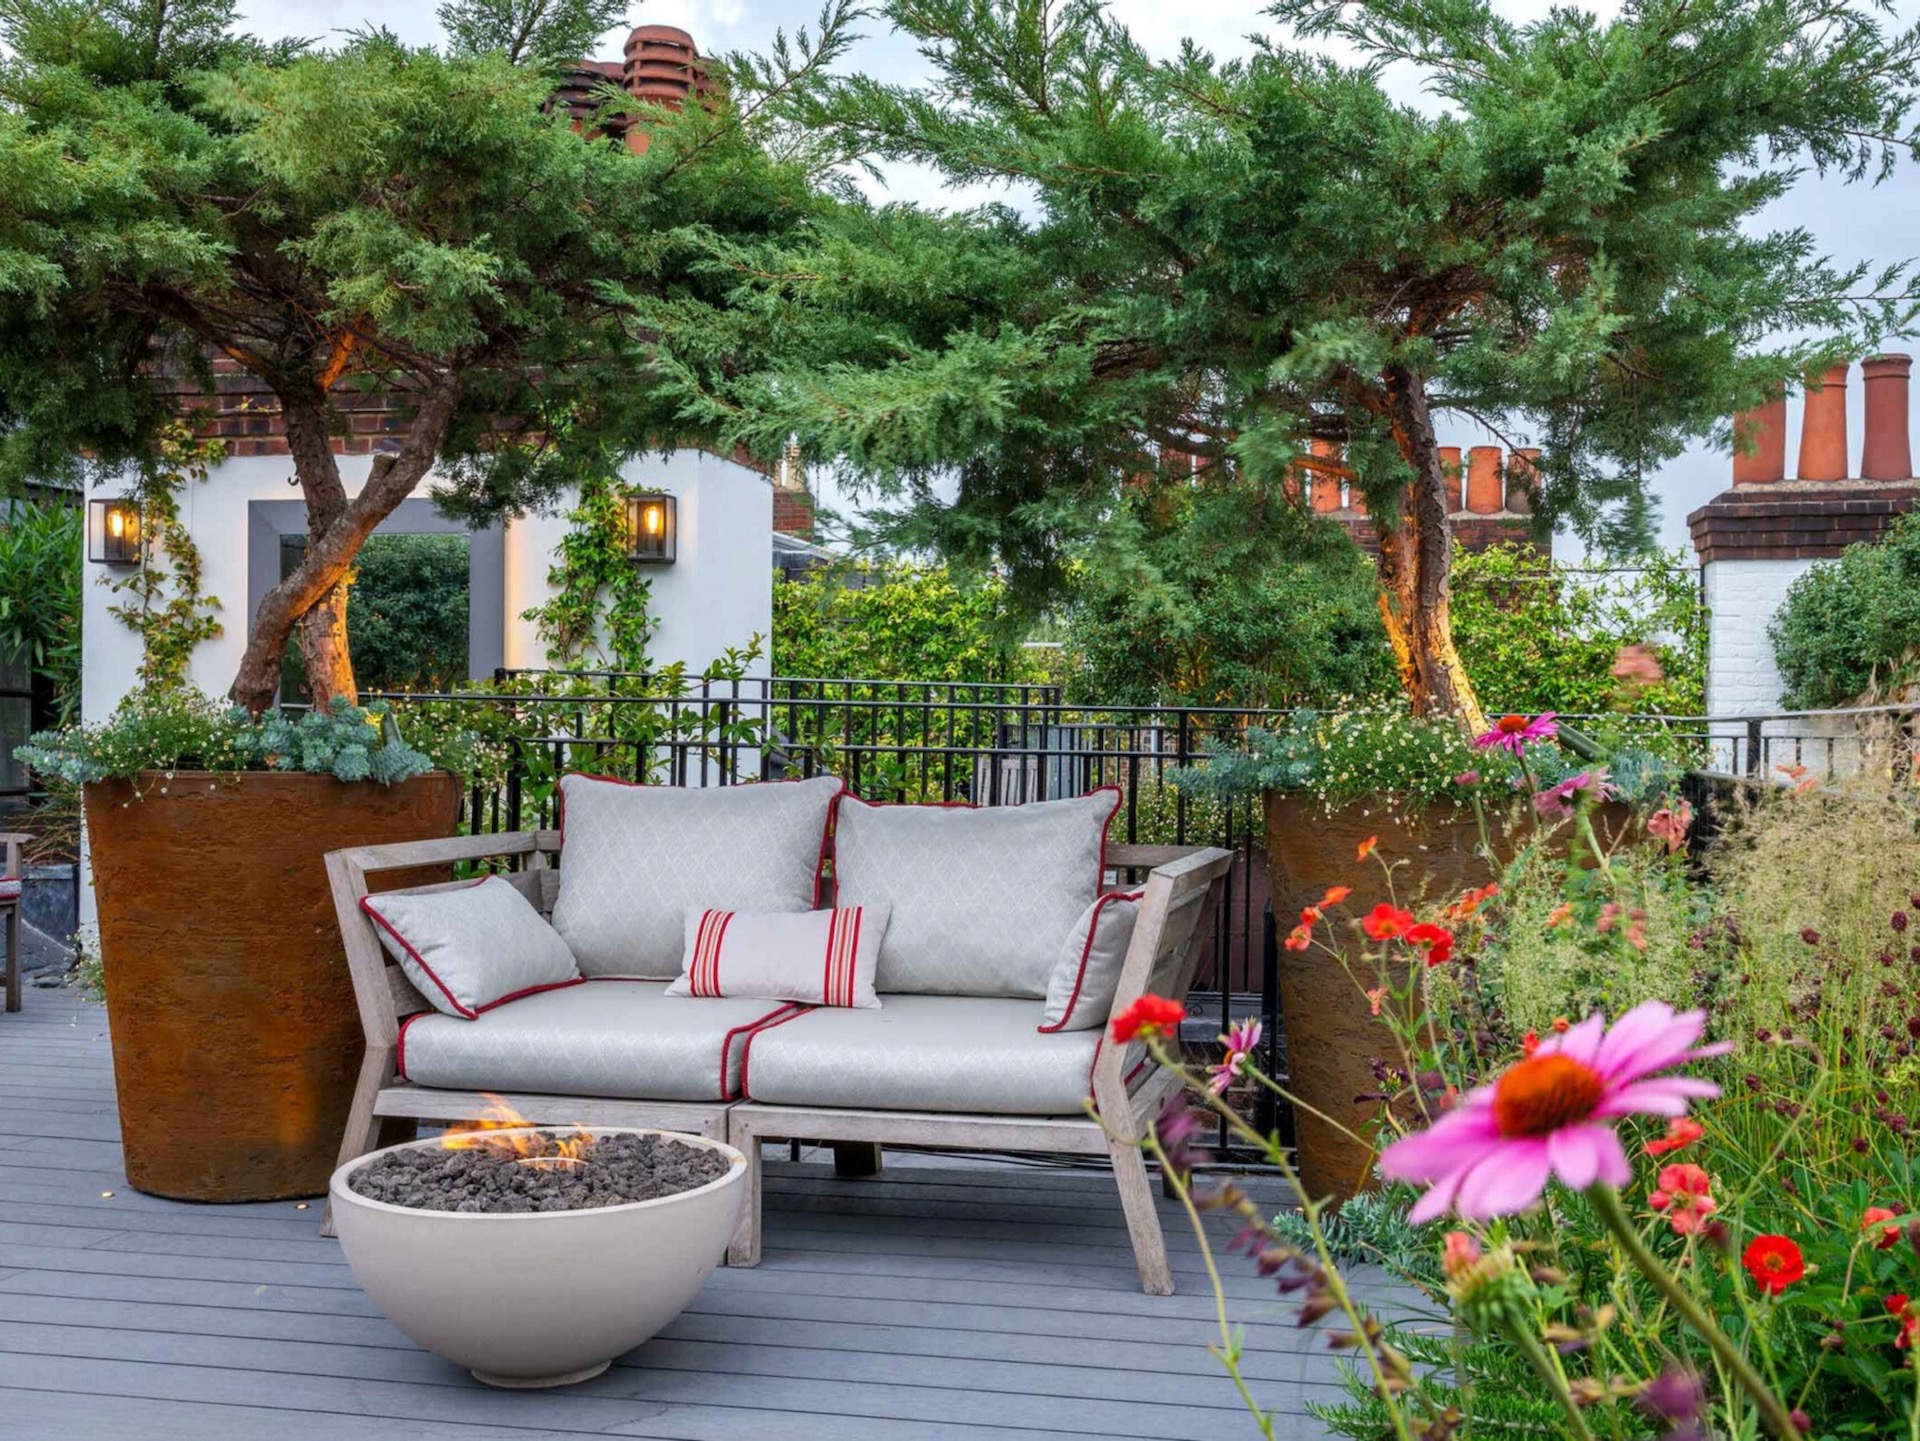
[1039,889,1144,1031]
[664,905,890,1009]
[361,876,580,1019]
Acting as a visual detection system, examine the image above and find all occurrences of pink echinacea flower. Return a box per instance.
[1379,1001,1728,1223]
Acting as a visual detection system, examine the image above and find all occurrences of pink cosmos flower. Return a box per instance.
[1379,1001,1728,1223]
[1475,712,1559,755]
[1208,1018,1262,1095]
[1534,766,1616,818]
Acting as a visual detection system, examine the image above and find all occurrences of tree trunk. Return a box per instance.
[229,381,461,717]
[1375,365,1487,732]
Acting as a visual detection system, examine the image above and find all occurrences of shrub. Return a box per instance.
[0,501,81,725]
[1771,513,1920,708]
[1451,544,1707,716]
[772,563,1042,684]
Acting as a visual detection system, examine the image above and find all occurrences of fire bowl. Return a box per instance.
[329,1128,746,1388]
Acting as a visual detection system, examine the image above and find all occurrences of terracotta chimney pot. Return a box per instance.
[1796,363,1850,482]
[1465,445,1503,514]
[1438,446,1463,512]
[1861,353,1913,480]
[1731,389,1787,484]
[1310,438,1343,512]
[1507,448,1541,513]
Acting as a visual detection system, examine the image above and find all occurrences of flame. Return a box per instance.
[441,1095,595,1168]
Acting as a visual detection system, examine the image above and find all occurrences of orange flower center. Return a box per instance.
[1491,1053,1606,1138]
[1496,714,1531,734]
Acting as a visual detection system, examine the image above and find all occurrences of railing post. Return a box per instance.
[1746,716,1764,778]
[505,737,523,835]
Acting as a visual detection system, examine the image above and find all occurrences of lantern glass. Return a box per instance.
[625,493,676,564]
[90,498,144,566]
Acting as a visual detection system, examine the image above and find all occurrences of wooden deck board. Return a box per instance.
[0,991,1393,1438]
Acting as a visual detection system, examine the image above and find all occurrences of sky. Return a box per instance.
[235,0,1920,557]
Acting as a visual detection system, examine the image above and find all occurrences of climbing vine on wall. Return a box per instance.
[521,473,658,671]
[105,422,224,689]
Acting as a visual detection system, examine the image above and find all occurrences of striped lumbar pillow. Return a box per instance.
[664,906,890,1009]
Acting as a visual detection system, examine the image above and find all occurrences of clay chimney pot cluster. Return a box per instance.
[1733,354,1914,484]
[1438,446,1463,512]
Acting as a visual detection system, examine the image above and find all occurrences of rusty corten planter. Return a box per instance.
[1263,791,1635,1205]
[86,771,460,1201]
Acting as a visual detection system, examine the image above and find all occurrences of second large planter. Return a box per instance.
[86,771,461,1201]
[1264,791,1635,1203]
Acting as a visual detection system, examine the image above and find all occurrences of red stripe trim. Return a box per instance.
[472,975,585,1016]
[821,908,839,1009]
[1037,888,1145,1034]
[718,1002,808,1101]
[840,906,862,1007]
[395,1010,425,1080]
[359,880,492,1020]
[737,1002,815,1101]
[703,910,735,996]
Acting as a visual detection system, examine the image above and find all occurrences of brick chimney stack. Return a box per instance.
[773,440,815,540]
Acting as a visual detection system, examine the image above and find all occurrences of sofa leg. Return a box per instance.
[832,1141,882,1178]
[727,1133,764,1267]
[1107,1135,1175,1295]
[320,1048,392,1239]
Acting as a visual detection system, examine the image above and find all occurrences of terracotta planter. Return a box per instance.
[86,771,461,1201]
[1262,791,1633,1203]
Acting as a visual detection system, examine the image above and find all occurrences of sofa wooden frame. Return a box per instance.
[324,829,1233,1295]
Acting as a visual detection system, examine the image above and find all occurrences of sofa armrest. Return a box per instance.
[1092,845,1233,1112]
[325,830,562,1049]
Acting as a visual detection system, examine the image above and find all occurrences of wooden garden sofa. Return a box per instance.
[323,827,1231,1295]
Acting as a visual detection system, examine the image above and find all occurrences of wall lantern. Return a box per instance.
[625,492,676,564]
[89,497,144,566]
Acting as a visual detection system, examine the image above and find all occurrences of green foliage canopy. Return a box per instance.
[634,0,1920,720]
[1770,513,1920,708]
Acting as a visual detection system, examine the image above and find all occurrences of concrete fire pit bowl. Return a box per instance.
[329,1127,746,1388]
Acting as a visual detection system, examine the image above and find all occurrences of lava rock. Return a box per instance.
[347,1132,729,1213]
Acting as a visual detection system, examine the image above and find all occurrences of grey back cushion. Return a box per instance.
[553,774,844,978]
[834,789,1120,997]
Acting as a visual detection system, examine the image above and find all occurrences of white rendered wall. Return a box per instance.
[1701,556,1858,772]
[83,448,773,725]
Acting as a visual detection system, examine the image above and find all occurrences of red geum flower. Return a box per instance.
[1645,1117,1704,1157]
[1405,922,1456,966]
[1654,1164,1716,1236]
[1863,1207,1902,1250]
[1111,994,1185,1044]
[1357,836,1378,861]
[1362,903,1414,941]
[1889,1294,1919,1350]
[1283,923,1312,951]
[1318,885,1352,909]
[1742,1235,1805,1295]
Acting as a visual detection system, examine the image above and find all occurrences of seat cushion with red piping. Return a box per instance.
[831,788,1121,999]
[0,877,19,903]
[1040,889,1143,1032]
[737,993,1136,1116]
[551,773,844,980]
[397,979,799,1102]
[362,875,579,1020]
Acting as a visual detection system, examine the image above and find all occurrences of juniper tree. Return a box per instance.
[0,0,854,712]
[660,0,1920,723]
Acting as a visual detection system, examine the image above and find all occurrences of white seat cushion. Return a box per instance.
[832,789,1120,998]
[739,993,1117,1115]
[552,774,844,978]
[397,980,798,1102]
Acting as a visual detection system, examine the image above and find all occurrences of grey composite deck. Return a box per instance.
[0,988,1411,1440]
